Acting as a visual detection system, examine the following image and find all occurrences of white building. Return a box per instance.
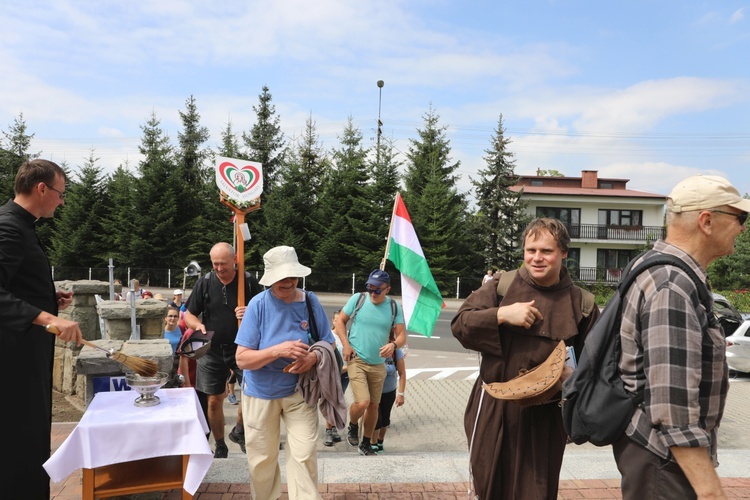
[510,170,666,284]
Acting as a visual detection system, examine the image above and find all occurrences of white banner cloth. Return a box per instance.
[44,388,213,495]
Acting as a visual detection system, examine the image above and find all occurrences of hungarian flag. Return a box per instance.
[387,193,446,337]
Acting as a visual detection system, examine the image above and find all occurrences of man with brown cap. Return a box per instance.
[613,174,749,499]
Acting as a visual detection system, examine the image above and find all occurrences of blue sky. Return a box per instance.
[1,1,748,202]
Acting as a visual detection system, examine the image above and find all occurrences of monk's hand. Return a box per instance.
[497,300,543,329]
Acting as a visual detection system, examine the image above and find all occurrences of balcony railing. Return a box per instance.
[566,224,665,242]
[573,267,626,284]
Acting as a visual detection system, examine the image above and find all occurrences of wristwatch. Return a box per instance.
[392,342,398,350]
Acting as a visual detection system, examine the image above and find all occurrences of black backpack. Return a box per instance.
[560,253,712,446]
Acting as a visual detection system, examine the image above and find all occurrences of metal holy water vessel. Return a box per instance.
[125,372,169,407]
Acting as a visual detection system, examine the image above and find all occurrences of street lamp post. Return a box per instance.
[377,80,384,165]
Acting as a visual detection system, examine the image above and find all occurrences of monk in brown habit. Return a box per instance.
[451,218,601,499]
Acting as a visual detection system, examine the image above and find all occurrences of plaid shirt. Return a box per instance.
[619,241,728,466]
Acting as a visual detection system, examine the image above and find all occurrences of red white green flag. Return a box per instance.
[386,193,445,337]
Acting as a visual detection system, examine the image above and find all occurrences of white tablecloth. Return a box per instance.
[44,387,213,495]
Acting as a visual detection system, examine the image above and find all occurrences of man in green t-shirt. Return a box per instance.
[335,269,406,456]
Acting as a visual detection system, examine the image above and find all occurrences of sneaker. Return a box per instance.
[324,429,334,447]
[214,441,228,459]
[227,393,238,405]
[228,428,246,454]
[376,442,384,454]
[330,427,342,443]
[347,423,359,446]
[358,442,377,456]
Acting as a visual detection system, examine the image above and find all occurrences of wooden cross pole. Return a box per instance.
[214,156,265,324]
[220,193,261,317]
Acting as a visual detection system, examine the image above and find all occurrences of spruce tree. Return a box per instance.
[175,96,227,263]
[402,106,470,293]
[472,114,529,272]
[262,116,328,267]
[367,137,402,272]
[313,117,372,288]
[101,163,140,270]
[0,113,37,202]
[49,151,108,269]
[243,85,286,196]
[132,111,178,276]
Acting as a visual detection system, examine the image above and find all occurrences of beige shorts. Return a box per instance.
[347,357,387,405]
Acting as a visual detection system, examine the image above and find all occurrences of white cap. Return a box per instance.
[174,289,183,296]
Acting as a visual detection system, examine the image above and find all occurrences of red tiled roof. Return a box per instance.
[509,185,666,199]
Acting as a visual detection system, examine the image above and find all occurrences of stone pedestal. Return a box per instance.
[53,280,121,396]
[96,299,168,340]
[56,279,120,340]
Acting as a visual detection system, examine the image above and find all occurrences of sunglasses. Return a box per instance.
[366,286,389,295]
[710,210,748,226]
[221,285,228,306]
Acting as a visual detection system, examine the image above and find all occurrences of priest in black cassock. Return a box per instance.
[0,159,83,499]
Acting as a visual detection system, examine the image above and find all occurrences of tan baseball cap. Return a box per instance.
[668,175,750,213]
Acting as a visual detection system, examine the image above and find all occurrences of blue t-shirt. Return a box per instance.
[236,290,334,400]
[382,348,405,393]
[164,327,182,354]
[343,293,404,364]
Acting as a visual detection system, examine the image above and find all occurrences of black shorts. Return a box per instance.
[196,344,242,395]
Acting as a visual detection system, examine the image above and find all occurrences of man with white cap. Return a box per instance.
[614,175,748,499]
[335,269,406,456]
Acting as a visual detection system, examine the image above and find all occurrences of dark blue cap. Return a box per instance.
[366,269,390,287]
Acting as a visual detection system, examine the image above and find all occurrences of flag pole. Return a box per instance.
[381,192,400,271]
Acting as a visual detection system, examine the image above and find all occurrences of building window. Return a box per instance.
[565,248,581,280]
[599,182,613,189]
[536,207,581,225]
[531,180,543,186]
[598,209,642,226]
[597,249,639,281]
[597,249,638,270]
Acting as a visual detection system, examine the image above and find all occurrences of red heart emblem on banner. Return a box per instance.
[218,162,261,193]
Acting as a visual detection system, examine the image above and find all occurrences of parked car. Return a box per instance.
[713,293,743,337]
[726,319,750,373]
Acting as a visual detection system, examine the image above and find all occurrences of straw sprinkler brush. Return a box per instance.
[45,325,159,377]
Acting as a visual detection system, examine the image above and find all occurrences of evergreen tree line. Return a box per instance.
[2,88,747,296]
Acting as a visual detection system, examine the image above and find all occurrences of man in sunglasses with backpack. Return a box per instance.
[334,269,406,456]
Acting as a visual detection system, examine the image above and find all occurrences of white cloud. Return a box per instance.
[729,7,745,24]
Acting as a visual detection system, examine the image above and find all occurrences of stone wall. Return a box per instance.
[52,280,174,405]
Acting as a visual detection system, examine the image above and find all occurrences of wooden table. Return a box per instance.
[82,455,191,499]
[45,388,213,498]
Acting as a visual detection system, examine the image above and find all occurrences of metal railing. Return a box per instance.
[571,267,625,284]
[567,224,665,242]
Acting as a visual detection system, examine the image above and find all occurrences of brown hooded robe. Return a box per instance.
[451,267,600,499]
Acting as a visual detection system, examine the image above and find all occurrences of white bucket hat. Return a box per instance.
[259,246,311,286]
